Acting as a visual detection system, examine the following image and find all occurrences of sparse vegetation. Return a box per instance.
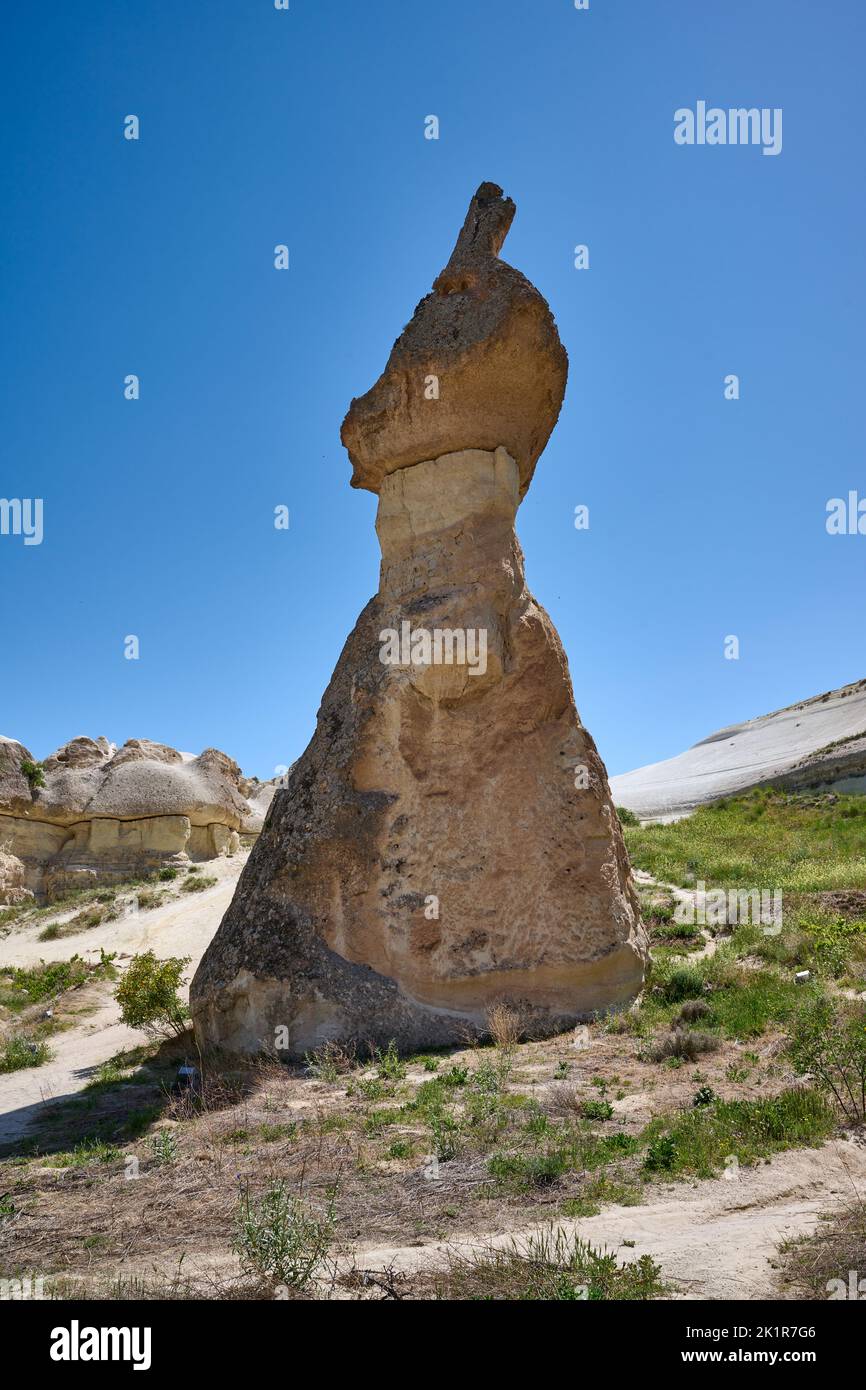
[1,787,864,1300]
[438,1227,665,1300]
[779,1194,866,1298]
[180,874,217,894]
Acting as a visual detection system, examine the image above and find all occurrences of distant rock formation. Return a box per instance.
[610,679,866,822]
[192,183,648,1057]
[0,735,276,902]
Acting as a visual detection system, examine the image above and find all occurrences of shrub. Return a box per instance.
[581,1098,614,1121]
[304,1039,356,1081]
[646,1030,718,1063]
[114,950,190,1038]
[485,1002,524,1047]
[180,875,216,894]
[150,1130,178,1165]
[157,867,179,882]
[693,1086,717,1108]
[233,1182,333,1289]
[374,1039,406,1080]
[653,965,705,1005]
[0,1036,53,1073]
[788,998,866,1124]
[616,807,640,827]
[20,759,45,789]
[644,1136,678,1172]
[674,999,711,1026]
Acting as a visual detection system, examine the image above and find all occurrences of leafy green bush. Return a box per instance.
[150,1130,179,1164]
[616,806,640,827]
[114,950,190,1038]
[652,965,705,1004]
[20,759,45,789]
[581,1098,614,1121]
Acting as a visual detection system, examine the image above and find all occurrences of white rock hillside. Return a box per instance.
[611,679,866,822]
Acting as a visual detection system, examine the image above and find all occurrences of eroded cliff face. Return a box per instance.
[191,183,647,1057]
[0,735,274,902]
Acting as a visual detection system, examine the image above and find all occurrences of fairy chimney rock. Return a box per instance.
[191,183,647,1056]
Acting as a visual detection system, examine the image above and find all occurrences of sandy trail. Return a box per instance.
[348,1138,866,1300]
[0,859,243,1145]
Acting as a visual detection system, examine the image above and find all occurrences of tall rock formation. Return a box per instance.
[191,183,647,1056]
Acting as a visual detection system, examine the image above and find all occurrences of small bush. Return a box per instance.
[673,999,711,1027]
[646,1030,718,1063]
[581,1099,614,1122]
[644,1136,678,1172]
[692,1086,717,1108]
[788,998,866,1124]
[180,875,217,894]
[652,965,706,1005]
[114,950,190,1038]
[616,807,640,827]
[374,1040,406,1081]
[304,1039,356,1081]
[485,1002,524,1048]
[0,1036,53,1073]
[233,1182,333,1289]
[20,759,45,789]
[157,867,179,882]
[150,1130,179,1165]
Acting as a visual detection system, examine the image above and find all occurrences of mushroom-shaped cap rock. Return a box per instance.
[341,182,568,497]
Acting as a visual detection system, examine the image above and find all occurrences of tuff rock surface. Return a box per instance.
[191,184,647,1056]
[0,735,275,901]
[341,181,568,497]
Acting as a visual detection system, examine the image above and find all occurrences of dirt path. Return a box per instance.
[347,1138,866,1300]
[0,859,243,1145]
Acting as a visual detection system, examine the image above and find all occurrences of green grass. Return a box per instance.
[624,789,866,891]
[51,1138,122,1168]
[640,1087,835,1179]
[439,1228,665,1300]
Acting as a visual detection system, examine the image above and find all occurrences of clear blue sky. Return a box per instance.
[1,0,863,781]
